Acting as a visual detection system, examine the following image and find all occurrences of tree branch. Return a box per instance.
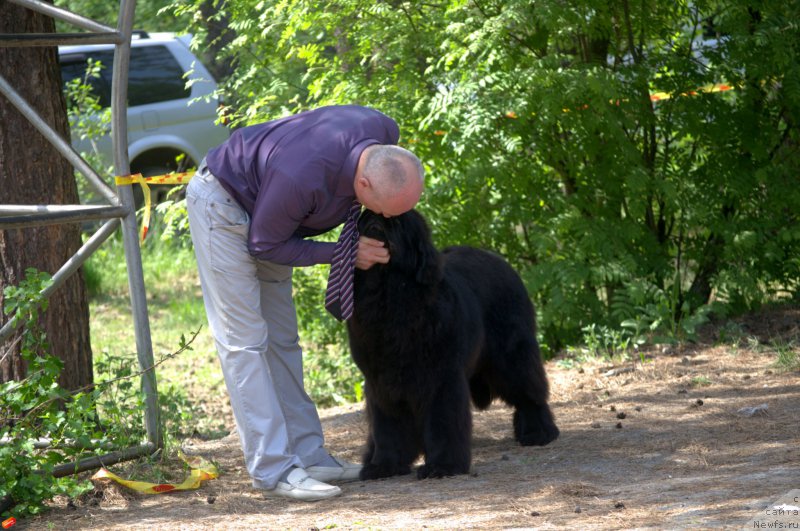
[2,327,202,427]
[621,0,641,64]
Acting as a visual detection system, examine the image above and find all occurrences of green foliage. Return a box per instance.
[84,215,360,409]
[64,60,110,147]
[577,323,636,360]
[82,218,196,297]
[155,215,361,407]
[83,229,230,441]
[91,333,204,442]
[55,0,189,33]
[1,270,93,518]
[771,338,800,372]
[690,375,713,387]
[612,279,713,344]
[0,269,201,519]
[292,262,363,406]
[153,190,191,243]
[715,320,747,348]
[169,0,800,356]
[64,59,113,205]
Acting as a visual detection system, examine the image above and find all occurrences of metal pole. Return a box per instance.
[6,0,117,34]
[0,205,128,229]
[51,443,157,477]
[0,1,167,515]
[0,218,120,342]
[0,33,123,47]
[112,0,162,449]
[0,205,125,215]
[0,74,120,205]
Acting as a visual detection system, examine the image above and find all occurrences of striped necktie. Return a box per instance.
[325,200,362,321]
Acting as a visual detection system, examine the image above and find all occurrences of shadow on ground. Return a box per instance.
[21,309,800,530]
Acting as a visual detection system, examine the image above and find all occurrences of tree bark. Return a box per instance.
[0,1,93,391]
[198,0,235,82]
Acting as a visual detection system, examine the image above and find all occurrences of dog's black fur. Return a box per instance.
[347,209,559,480]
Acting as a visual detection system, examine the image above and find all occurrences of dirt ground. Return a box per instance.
[18,308,800,530]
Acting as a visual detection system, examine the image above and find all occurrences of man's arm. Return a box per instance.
[247,171,336,266]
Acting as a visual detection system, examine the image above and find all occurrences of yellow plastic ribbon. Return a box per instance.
[114,172,194,241]
[90,451,218,494]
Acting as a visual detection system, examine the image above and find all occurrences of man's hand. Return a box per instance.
[355,236,390,270]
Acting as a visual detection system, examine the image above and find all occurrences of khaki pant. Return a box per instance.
[186,162,329,489]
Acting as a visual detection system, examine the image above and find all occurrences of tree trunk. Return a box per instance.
[198,0,235,82]
[0,1,93,391]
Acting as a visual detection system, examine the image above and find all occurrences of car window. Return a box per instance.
[128,46,190,105]
[60,45,190,108]
[60,50,114,107]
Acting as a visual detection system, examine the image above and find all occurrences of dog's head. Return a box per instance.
[357,209,441,285]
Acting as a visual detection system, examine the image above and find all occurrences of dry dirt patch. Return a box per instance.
[22,314,800,530]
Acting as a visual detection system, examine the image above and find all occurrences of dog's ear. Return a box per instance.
[408,211,441,285]
[415,240,441,285]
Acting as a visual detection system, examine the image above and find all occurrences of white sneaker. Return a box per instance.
[306,456,362,483]
[262,468,341,502]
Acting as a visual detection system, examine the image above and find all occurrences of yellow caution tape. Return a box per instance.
[90,451,218,494]
[114,172,194,241]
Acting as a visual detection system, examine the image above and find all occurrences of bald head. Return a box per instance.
[354,145,424,217]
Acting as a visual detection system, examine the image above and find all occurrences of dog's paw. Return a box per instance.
[516,420,560,446]
[359,462,411,480]
[416,463,468,479]
[514,407,560,446]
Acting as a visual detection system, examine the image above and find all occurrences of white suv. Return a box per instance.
[59,32,229,200]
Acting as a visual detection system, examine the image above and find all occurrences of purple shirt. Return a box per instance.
[206,105,400,266]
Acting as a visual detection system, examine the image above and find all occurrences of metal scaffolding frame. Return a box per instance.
[0,0,161,492]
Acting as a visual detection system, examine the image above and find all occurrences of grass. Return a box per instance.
[772,339,800,372]
[92,223,800,445]
[85,230,228,440]
[84,223,363,443]
[689,375,712,387]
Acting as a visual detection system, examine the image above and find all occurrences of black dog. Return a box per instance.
[347,209,559,480]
